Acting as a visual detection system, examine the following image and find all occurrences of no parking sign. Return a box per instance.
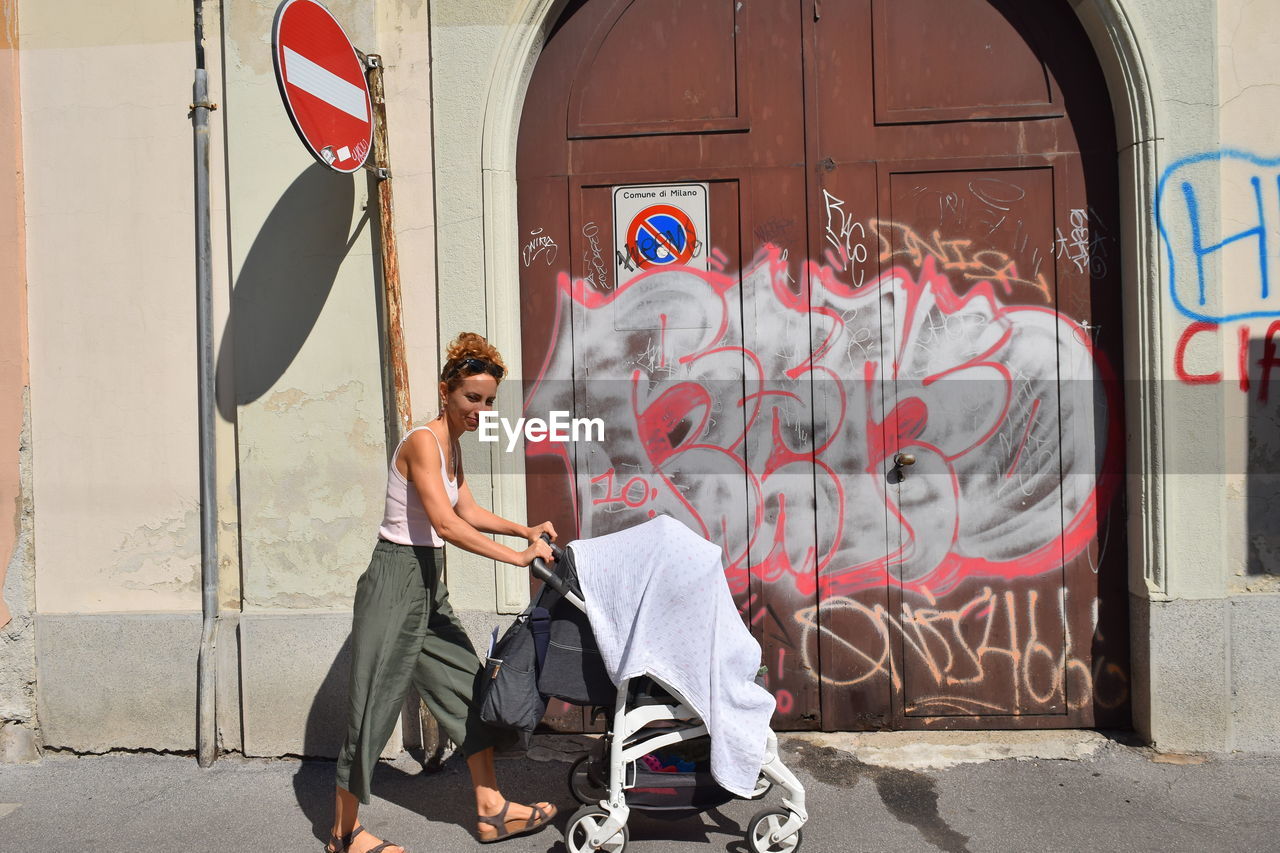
[613,183,709,288]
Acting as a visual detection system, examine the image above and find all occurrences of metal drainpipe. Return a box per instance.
[192,0,219,769]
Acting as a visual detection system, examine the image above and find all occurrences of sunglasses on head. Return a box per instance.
[444,357,505,381]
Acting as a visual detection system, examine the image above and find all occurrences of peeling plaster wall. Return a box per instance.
[238,383,385,608]
[13,0,1270,756]
[0,0,37,762]
[0,395,36,761]
[221,0,414,756]
[223,0,387,612]
[14,0,244,752]
[19,0,443,759]
[0,0,27,636]
[22,0,202,614]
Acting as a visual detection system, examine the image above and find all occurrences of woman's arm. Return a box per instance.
[455,481,542,539]
[401,430,548,566]
[452,445,558,543]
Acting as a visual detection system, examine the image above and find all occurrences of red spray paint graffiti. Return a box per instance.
[524,242,1120,602]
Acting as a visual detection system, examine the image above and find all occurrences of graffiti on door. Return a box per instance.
[791,583,1129,716]
[523,227,1124,713]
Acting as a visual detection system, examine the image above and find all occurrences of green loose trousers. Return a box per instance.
[335,539,503,804]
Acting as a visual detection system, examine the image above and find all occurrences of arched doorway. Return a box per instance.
[516,0,1129,731]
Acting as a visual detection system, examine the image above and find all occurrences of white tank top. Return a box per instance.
[378,426,459,547]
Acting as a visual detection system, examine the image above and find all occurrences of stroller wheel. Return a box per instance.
[746,808,803,853]
[566,804,629,853]
[568,755,608,804]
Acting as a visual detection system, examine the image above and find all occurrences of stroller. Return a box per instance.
[526,531,808,853]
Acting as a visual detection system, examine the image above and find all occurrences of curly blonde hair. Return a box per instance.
[440,332,507,391]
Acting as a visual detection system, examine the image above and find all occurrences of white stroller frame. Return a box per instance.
[535,548,808,853]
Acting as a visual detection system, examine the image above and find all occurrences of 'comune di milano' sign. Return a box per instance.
[613,183,710,290]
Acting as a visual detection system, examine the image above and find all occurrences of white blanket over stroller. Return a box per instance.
[568,515,776,798]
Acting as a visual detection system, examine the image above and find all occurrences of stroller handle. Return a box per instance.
[529,532,572,598]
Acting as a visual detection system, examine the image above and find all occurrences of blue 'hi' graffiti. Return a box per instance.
[1157,149,1280,323]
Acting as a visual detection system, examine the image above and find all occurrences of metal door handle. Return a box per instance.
[889,452,916,483]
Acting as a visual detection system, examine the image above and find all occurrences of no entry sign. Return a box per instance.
[272,0,373,173]
[613,183,710,289]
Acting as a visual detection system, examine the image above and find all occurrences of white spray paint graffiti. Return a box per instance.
[522,228,559,267]
[525,244,1113,601]
[821,189,869,287]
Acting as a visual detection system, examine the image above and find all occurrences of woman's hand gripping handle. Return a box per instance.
[528,532,572,598]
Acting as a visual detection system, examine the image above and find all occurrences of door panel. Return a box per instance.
[568,0,750,136]
[738,167,822,728]
[804,0,1126,728]
[802,160,897,729]
[870,0,1060,124]
[881,174,1073,717]
[517,0,1128,731]
[566,178,749,546]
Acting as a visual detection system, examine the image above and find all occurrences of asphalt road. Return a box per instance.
[2,734,1278,852]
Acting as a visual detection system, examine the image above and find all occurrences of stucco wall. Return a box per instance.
[15,0,238,752]
[11,0,1278,758]
[376,0,441,420]
[16,0,425,754]
[221,0,438,616]
[22,2,203,614]
[1216,0,1280,752]
[1112,0,1221,604]
[222,0,386,613]
[428,0,543,625]
[1114,0,1280,751]
[1215,0,1280,589]
[20,0,441,757]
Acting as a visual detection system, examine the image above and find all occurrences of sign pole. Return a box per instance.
[363,54,412,443]
[363,53,433,757]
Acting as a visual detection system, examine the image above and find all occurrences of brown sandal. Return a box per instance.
[324,825,358,853]
[325,825,405,853]
[476,801,557,844]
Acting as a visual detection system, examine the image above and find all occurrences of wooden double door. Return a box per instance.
[517,0,1129,730]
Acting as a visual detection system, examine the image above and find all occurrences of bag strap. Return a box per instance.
[530,606,551,673]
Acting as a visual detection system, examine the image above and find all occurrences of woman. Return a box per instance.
[327,333,559,852]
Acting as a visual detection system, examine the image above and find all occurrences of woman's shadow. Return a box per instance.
[291,642,571,848]
[289,636,459,846]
